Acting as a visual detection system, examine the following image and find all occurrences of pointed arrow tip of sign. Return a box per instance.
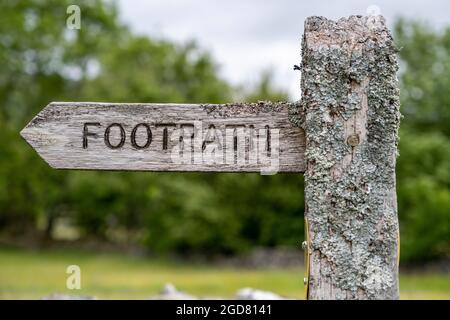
[20,125,58,169]
[19,125,32,145]
[19,102,63,169]
[19,103,51,143]
[20,126,29,140]
[19,119,39,145]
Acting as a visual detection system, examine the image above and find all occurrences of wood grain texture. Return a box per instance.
[21,102,305,173]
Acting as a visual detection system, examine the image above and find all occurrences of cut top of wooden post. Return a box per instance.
[20,101,305,174]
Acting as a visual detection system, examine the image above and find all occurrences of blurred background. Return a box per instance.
[0,0,448,299]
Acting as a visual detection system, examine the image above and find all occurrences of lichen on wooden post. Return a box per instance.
[299,15,401,299]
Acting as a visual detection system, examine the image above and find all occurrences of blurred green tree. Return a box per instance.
[0,0,122,236]
[395,18,450,136]
[395,19,450,261]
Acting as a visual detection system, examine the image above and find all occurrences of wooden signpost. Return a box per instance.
[20,15,401,300]
[20,102,305,174]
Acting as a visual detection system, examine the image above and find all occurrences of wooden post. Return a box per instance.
[299,16,401,299]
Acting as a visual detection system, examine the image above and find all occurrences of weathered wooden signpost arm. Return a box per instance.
[20,102,305,174]
[298,16,401,299]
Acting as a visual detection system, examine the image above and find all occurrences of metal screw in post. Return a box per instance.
[301,241,308,250]
[302,241,309,286]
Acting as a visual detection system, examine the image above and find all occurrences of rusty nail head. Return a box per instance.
[347,134,360,147]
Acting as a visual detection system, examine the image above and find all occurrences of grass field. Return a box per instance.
[0,247,448,299]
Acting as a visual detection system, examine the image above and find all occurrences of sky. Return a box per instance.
[117,0,450,100]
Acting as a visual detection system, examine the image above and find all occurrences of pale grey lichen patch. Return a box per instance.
[200,101,297,118]
[298,15,401,300]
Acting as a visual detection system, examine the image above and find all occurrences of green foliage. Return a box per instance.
[395,19,450,261]
[397,129,450,261]
[0,0,123,236]
[395,18,450,136]
[81,37,231,103]
[237,70,289,102]
[143,173,303,254]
